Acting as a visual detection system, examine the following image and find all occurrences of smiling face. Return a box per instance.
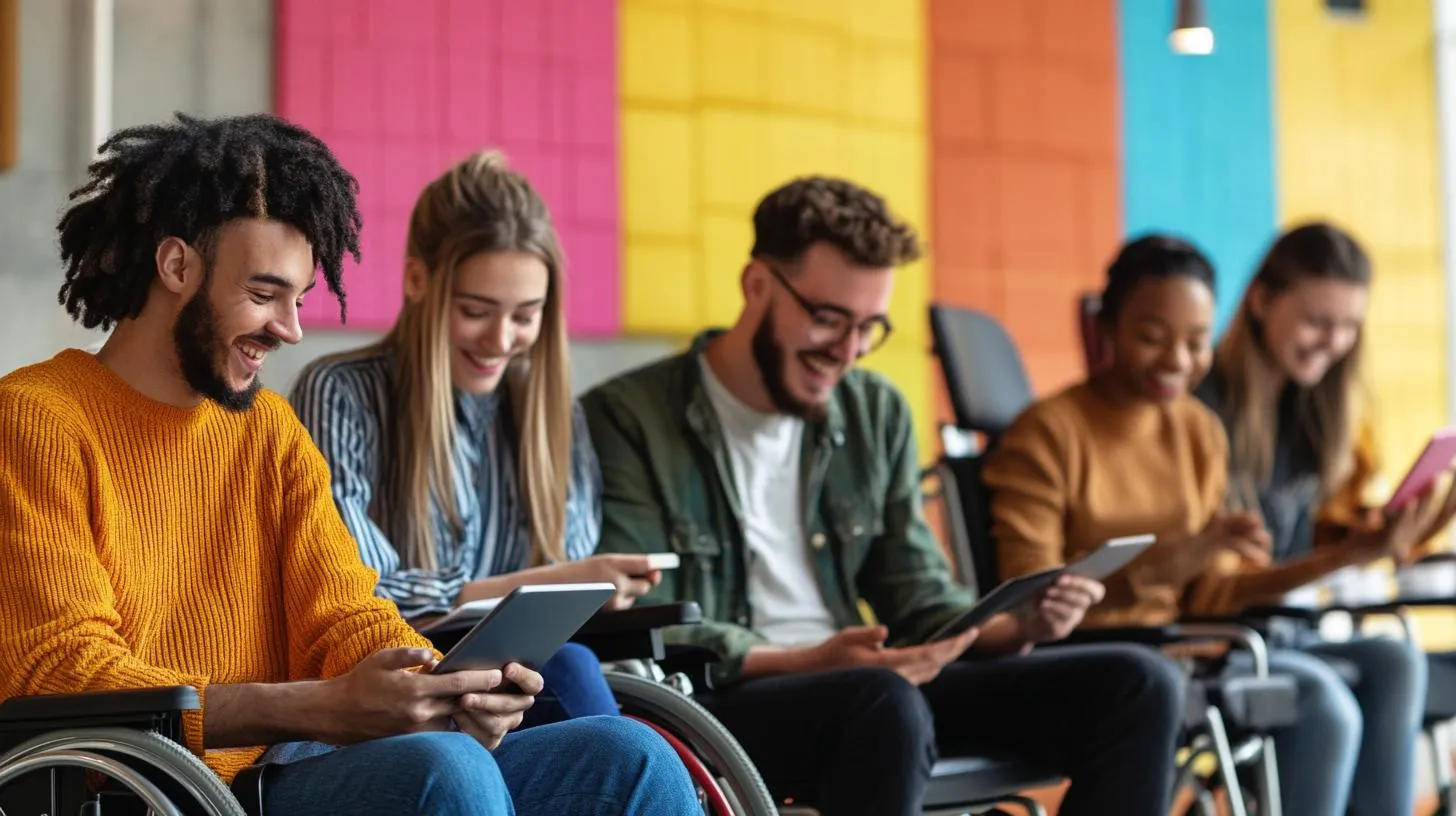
[442,250,551,395]
[746,242,895,417]
[1103,275,1215,405]
[169,218,315,411]
[1251,277,1368,387]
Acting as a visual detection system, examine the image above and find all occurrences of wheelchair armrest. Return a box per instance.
[0,686,199,724]
[576,602,703,636]
[1057,625,1188,647]
[571,602,702,663]
[1206,674,1301,731]
[1235,605,1325,623]
[1056,620,1272,676]
[0,686,198,747]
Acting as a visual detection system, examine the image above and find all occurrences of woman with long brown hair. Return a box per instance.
[292,150,663,726]
[1194,221,1456,815]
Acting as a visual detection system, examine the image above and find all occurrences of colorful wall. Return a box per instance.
[272,0,1448,475]
[1273,0,1446,486]
[275,0,621,336]
[618,0,934,451]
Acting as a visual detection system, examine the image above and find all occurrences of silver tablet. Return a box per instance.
[928,567,1064,643]
[1063,534,1156,581]
[431,583,618,679]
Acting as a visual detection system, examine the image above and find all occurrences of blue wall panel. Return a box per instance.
[1118,0,1277,333]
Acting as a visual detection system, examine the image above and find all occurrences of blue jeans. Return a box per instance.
[1229,635,1426,816]
[258,716,699,815]
[520,643,619,728]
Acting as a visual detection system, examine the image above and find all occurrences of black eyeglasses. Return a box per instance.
[764,264,894,354]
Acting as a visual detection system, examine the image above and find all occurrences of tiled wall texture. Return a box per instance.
[274,0,620,335]
[618,0,935,455]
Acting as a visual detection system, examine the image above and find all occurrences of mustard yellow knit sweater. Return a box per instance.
[0,349,430,782]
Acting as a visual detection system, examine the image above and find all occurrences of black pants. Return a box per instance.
[696,643,1185,816]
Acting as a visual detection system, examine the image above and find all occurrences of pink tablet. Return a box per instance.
[1386,427,1456,513]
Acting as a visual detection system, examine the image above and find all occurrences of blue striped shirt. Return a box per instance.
[289,349,602,619]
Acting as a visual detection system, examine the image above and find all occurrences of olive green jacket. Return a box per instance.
[580,331,977,687]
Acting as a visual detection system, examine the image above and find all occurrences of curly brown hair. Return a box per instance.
[750,176,921,268]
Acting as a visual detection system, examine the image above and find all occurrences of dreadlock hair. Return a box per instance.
[56,112,363,330]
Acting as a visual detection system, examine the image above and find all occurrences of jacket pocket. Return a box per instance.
[668,517,723,606]
[831,497,884,572]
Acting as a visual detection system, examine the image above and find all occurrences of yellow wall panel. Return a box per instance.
[702,0,763,12]
[867,49,923,127]
[700,215,752,326]
[765,26,847,114]
[771,0,846,29]
[623,242,700,334]
[699,110,769,208]
[697,9,765,102]
[765,116,848,181]
[849,128,927,235]
[621,4,695,103]
[1273,0,1445,479]
[888,259,929,346]
[844,0,922,46]
[622,110,697,237]
[621,0,934,458]
[1272,0,1450,644]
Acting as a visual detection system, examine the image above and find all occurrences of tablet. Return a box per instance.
[1386,427,1456,513]
[928,567,1064,643]
[1064,534,1156,581]
[431,583,618,686]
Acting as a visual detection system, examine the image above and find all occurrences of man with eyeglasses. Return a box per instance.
[581,176,1185,816]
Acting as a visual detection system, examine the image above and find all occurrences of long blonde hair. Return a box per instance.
[364,150,572,569]
[1214,222,1371,511]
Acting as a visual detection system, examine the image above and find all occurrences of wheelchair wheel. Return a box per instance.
[0,727,245,816]
[604,671,778,816]
[630,716,738,814]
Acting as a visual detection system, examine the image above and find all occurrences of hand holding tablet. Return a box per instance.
[928,568,1065,643]
[928,534,1155,645]
[431,583,618,692]
[1386,427,1456,515]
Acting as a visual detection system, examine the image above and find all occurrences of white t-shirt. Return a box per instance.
[698,355,838,647]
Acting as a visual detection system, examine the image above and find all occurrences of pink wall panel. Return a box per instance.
[274,0,621,335]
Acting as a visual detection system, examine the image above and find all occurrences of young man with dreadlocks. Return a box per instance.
[0,113,697,815]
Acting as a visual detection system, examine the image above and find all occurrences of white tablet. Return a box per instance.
[1064,534,1156,581]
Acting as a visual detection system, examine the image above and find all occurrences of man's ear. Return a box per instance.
[741,260,768,303]
[155,237,195,296]
[403,258,429,303]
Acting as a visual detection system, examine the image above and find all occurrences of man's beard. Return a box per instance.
[750,304,830,422]
[172,287,267,413]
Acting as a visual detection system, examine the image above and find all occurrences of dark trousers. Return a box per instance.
[696,643,1185,816]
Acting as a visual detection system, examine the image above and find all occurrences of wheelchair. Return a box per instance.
[1218,585,1456,815]
[927,302,1300,816]
[0,602,780,816]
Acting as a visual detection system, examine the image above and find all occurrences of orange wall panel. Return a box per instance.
[928,0,1122,416]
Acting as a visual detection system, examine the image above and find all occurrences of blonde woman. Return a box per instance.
[1194,222,1456,816]
[292,150,662,726]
